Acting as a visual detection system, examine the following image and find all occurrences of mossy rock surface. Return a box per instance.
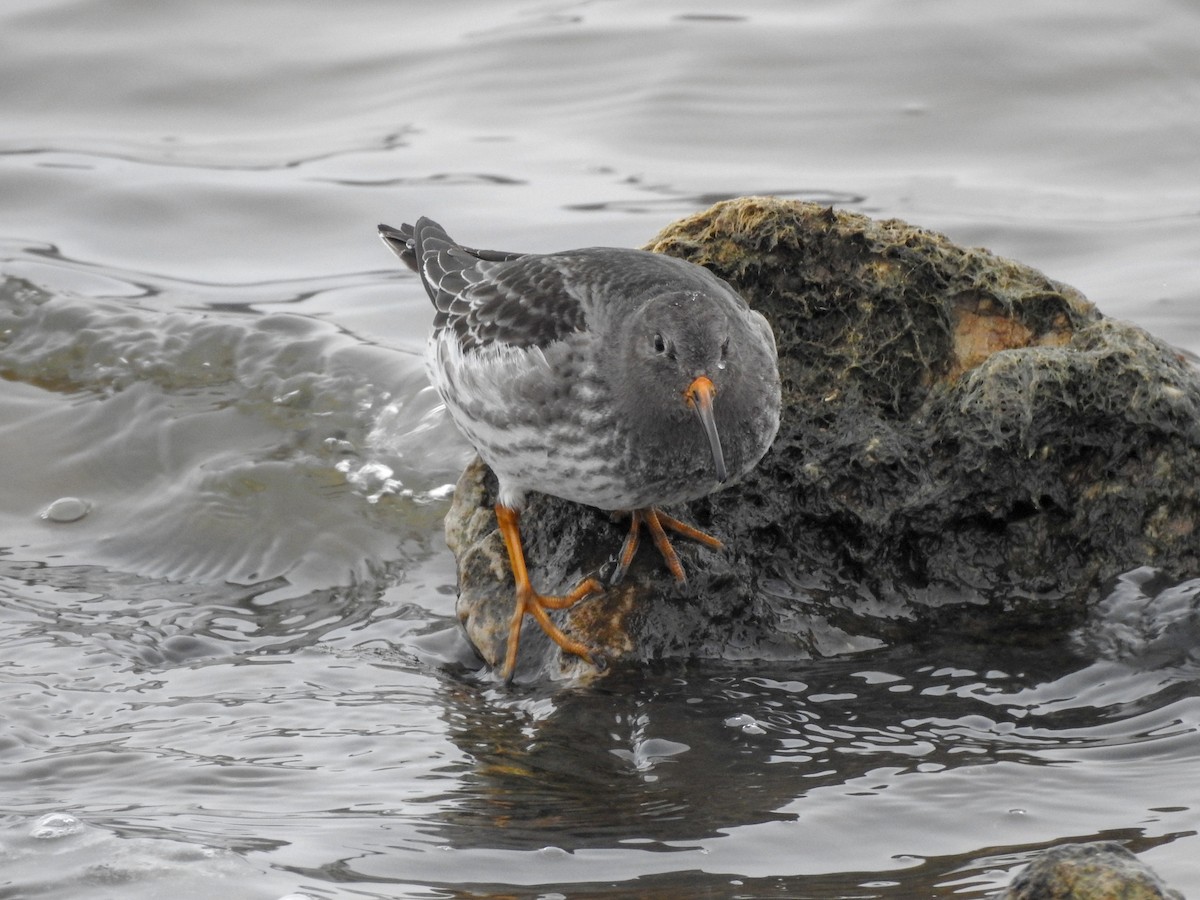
[445,197,1200,680]
[998,841,1184,900]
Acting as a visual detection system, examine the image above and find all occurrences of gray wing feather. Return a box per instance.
[378,218,585,351]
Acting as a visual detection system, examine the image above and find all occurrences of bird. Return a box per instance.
[379,217,781,681]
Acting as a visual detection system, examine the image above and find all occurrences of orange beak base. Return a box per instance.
[684,375,728,484]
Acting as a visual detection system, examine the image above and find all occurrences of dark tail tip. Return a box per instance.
[378,222,419,272]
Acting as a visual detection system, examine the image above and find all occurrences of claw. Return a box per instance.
[491,503,723,681]
[609,507,723,586]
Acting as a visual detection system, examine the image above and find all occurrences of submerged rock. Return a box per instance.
[999,841,1184,900]
[445,196,1200,680]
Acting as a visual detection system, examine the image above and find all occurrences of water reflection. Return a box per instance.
[426,639,1105,848]
[3,544,1198,897]
[363,623,1194,895]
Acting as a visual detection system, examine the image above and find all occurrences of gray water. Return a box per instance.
[2,1,1200,897]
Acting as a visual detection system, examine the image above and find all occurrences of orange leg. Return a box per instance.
[612,510,645,583]
[611,507,724,585]
[494,504,603,682]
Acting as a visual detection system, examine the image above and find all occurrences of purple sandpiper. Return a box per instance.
[379,218,781,680]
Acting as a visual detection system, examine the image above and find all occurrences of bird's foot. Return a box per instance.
[610,507,724,586]
[501,576,604,682]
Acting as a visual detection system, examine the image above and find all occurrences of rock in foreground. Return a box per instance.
[999,842,1184,900]
[445,197,1200,680]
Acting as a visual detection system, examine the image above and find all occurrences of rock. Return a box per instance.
[999,841,1184,900]
[445,196,1200,679]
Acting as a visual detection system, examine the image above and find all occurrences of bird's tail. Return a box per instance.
[378,218,526,276]
[377,221,421,273]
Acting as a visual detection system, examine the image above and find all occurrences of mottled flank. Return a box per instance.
[445,197,1200,677]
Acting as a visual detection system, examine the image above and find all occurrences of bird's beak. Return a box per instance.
[684,375,728,483]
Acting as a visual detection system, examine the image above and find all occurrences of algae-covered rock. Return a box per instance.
[998,842,1184,900]
[445,197,1200,679]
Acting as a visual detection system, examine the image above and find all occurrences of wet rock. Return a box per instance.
[999,841,1184,900]
[445,196,1200,679]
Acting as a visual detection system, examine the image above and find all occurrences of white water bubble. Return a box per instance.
[424,482,457,502]
[724,712,767,735]
[40,497,92,523]
[30,812,84,839]
[337,459,404,503]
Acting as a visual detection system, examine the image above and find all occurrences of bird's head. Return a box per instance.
[615,290,733,485]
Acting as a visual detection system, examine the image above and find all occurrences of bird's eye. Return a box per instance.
[652,333,667,354]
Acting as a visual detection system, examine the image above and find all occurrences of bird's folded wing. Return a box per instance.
[430,254,588,352]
